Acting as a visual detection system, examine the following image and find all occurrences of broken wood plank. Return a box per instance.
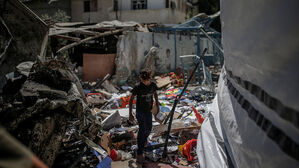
[57,29,123,53]
[52,34,81,42]
[152,119,201,137]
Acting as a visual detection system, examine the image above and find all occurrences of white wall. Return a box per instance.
[113,31,214,84]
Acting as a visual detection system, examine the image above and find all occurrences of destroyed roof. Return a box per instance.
[49,20,155,36]
[82,20,140,29]
[153,11,221,34]
[174,11,220,29]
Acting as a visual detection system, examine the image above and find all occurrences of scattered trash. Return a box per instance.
[0,33,217,168]
[155,76,172,89]
[121,86,133,91]
[110,149,133,161]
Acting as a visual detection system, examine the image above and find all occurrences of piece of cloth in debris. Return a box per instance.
[131,82,158,112]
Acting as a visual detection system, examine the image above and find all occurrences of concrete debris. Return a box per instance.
[0,57,216,167]
[86,93,106,106]
[0,60,100,167]
[101,110,122,131]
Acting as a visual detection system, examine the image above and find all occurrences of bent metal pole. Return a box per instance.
[162,48,208,159]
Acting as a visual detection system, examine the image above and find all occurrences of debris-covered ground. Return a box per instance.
[0,1,223,167]
[0,58,221,167]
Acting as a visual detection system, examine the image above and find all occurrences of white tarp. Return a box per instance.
[198,0,299,167]
[197,94,232,168]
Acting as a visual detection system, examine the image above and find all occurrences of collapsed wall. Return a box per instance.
[113,31,217,85]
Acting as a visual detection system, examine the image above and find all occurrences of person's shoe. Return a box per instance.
[136,154,144,164]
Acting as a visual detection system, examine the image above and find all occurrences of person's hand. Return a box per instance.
[31,155,48,168]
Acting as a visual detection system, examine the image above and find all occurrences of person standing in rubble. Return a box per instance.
[129,70,160,164]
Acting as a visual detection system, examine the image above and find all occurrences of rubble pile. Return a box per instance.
[0,60,101,167]
[0,58,216,167]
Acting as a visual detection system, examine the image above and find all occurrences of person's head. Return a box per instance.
[139,70,151,86]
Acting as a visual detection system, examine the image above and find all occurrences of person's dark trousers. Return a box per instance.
[136,111,152,155]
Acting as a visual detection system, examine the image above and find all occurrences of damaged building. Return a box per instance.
[2,0,297,168]
[1,0,222,167]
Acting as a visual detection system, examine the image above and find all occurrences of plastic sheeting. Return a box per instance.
[198,0,299,167]
[218,68,299,167]
[197,94,231,168]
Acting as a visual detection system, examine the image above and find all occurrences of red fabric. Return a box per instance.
[110,149,117,161]
[182,139,197,162]
[192,106,205,124]
[119,96,136,108]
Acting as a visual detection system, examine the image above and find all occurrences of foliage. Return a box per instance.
[41,9,70,22]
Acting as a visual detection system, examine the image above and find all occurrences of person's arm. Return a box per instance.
[129,94,135,122]
[154,91,160,114]
[0,127,48,168]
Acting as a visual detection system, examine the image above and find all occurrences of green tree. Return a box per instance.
[41,9,70,22]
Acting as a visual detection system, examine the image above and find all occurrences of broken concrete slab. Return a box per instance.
[101,110,122,131]
[101,108,130,118]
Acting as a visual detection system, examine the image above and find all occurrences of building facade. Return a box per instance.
[71,0,189,24]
